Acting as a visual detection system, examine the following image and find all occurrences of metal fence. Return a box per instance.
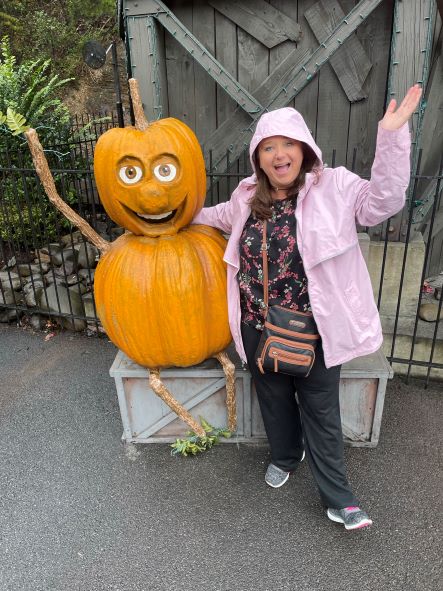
[0,117,442,383]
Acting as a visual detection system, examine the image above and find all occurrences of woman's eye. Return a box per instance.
[119,165,143,184]
[153,163,177,182]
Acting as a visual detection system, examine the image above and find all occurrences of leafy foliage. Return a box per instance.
[170,417,232,456]
[0,36,72,151]
[0,38,95,248]
[0,172,76,245]
[0,0,117,84]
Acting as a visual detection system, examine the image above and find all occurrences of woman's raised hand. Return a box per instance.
[380,84,422,131]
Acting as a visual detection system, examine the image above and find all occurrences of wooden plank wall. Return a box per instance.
[127,0,441,272]
[161,0,393,191]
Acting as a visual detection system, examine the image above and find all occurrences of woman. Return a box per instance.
[193,85,422,530]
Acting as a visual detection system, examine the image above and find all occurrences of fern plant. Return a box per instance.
[0,37,80,249]
[0,35,72,151]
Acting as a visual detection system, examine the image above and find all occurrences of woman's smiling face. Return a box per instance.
[257,135,304,189]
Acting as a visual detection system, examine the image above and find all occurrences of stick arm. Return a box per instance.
[25,128,111,255]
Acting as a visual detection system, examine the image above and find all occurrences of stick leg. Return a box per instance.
[214,352,237,432]
[148,369,205,437]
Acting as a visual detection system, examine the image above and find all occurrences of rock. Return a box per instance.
[69,282,88,294]
[15,264,32,277]
[37,284,86,331]
[60,230,83,246]
[51,247,78,268]
[6,256,16,268]
[31,262,49,274]
[0,272,22,291]
[40,243,62,257]
[0,308,18,323]
[23,279,45,305]
[54,259,76,276]
[82,294,97,319]
[45,275,67,287]
[418,302,443,322]
[0,288,16,306]
[35,252,51,264]
[23,276,44,291]
[78,268,95,285]
[65,273,81,286]
[24,286,44,307]
[77,242,99,269]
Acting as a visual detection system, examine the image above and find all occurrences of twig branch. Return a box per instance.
[128,78,149,131]
[25,128,111,255]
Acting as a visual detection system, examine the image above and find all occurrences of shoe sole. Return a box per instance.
[327,509,373,531]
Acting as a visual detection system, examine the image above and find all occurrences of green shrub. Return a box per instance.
[0,36,72,152]
[0,0,117,84]
[0,36,82,250]
[0,172,77,246]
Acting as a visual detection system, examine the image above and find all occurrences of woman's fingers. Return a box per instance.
[398,85,422,115]
[386,98,397,113]
[380,85,422,130]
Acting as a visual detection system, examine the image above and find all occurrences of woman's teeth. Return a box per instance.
[275,164,290,173]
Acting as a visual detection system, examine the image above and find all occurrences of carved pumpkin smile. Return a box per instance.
[119,200,184,226]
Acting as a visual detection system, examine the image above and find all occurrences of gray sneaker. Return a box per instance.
[327,507,373,530]
[265,451,305,488]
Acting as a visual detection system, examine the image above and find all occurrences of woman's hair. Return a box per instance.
[249,142,321,220]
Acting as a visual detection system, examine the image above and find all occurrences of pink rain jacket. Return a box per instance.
[193,108,411,368]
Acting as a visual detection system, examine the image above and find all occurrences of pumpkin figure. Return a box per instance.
[25,79,236,438]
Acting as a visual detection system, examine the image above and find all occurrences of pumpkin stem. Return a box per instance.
[128,78,149,131]
[25,128,111,255]
[214,351,237,432]
[148,368,206,437]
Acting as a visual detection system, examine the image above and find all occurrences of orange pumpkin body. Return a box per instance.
[94,227,230,368]
[93,118,231,368]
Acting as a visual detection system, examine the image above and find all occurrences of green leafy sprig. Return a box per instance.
[171,417,232,456]
[0,106,30,135]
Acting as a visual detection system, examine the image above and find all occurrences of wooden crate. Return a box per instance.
[110,348,393,447]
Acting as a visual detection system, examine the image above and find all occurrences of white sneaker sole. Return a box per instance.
[327,509,373,530]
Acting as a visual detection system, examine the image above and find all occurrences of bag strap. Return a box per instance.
[261,220,269,310]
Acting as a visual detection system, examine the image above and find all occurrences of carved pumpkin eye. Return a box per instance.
[153,163,177,182]
[119,165,143,184]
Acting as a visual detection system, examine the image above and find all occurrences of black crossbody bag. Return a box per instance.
[255,221,320,377]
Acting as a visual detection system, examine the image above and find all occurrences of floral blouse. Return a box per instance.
[238,197,311,330]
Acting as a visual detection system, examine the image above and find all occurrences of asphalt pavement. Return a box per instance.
[0,324,442,591]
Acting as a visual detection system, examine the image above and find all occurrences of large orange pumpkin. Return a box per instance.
[93,118,231,368]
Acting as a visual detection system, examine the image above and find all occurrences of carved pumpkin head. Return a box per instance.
[93,118,206,237]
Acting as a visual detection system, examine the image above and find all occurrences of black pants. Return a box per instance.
[242,323,358,509]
